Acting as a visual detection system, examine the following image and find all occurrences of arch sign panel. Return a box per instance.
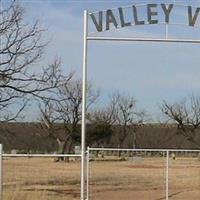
[80,3,200,200]
[89,3,200,34]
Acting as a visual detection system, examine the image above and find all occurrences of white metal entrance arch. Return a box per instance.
[81,3,200,200]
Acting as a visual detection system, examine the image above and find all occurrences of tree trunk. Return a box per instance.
[118,144,122,157]
[65,138,73,162]
[56,138,69,162]
[132,131,137,149]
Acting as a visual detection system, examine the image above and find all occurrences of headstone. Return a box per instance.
[75,146,81,154]
[11,149,17,154]
[128,156,143,163]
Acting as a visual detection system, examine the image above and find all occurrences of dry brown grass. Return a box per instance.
[89,157,200,200]
[3,157,80,200]
[2,156,200,200]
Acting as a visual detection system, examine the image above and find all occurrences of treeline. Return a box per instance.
[1,123,199,153]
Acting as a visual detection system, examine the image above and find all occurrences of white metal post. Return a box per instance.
[0,144,2,200]
[86,147,90,200]
[165,24,169,39]
[166,150,169,200]
[81,10,88,200]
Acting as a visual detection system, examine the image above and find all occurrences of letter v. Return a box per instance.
[188,6,200,26]
[90,11,103,32]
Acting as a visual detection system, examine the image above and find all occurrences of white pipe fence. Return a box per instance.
[0,144,82,200]
[86,147,200,200]
[0,145,200,200]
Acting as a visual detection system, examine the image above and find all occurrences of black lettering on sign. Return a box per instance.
[132,5,145,25]
[147,4,158,24]
[119,7,131,27]
[90,4,200,32]
[106,9,118,30]
[90,11,103,32]
[188,6,200,26]
[161,4,174,23]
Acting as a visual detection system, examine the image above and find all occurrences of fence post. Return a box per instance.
[166,150,169,200]
[86,147,90,200]
[0,144,2,200]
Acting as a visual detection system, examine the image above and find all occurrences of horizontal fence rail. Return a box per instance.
[2,154,82,157]
[88,147,200,152]
[1,146,200,200]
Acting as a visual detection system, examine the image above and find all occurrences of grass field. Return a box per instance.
[2,155,200,200]
[3,157,81,200]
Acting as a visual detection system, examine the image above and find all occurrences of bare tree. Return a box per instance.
[0,0,63,121]
[109,93,146,152]
[39,75,99,159]
[91,93,146,156]
[161,96,200,148]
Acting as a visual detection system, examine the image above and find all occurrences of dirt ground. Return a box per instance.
[2,156,200,200]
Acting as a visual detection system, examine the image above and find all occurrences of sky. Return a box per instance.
[12,0,200,121]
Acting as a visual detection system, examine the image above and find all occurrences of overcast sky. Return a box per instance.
[15,0,200,121]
